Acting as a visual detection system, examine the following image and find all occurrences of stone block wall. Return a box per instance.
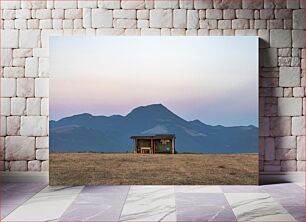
[0,0,305,172]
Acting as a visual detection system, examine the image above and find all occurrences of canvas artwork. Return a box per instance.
[49,36,259,185]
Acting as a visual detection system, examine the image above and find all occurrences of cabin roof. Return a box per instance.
[130,134,176,139]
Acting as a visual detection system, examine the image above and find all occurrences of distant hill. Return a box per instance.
[50,104,258,154]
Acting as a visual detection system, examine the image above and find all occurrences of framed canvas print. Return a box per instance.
[49,36,259,185]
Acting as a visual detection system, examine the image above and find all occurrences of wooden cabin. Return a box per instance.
[130,134,176,154]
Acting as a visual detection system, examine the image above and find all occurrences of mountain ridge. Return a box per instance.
[50,104,258,154]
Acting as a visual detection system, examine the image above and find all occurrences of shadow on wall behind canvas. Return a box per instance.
[49,36,259,185]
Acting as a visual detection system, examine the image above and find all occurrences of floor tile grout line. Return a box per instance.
[118,185,132,222]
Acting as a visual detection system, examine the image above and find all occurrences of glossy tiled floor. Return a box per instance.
[1,182,305,221]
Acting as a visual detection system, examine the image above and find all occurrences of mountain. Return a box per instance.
[50,104,258,154]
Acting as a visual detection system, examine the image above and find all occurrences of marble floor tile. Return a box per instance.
[261,183,304,193]
[225,193,297,221]
[3,186,84,221]
[59,186,130,221]
[119,186,176,222]
[175,185,222,193]
[283,205,305,222]
[270,192,305,206]
[221,185,263,193]
[175,193,237,221]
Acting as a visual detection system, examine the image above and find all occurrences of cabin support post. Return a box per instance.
[171,138,175,154]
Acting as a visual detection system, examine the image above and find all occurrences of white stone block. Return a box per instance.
[186,29,198,36]
[287,0,300,9]
[98,0,120,9]
[1,49,12,67]
[39,19,53,29]
[121,0,145,9]
[7,116,20,136]
[9,161,27,171]
[13,49,32,58]
[270,29,292,48]
[292,116,305,136]
[25,57,38,78]
[125,29,140,36]
[161,28,171,36]
[41,98,49,116]
[1,78,16,97]
[137,20,149,28]
[15,19,27,29]
[21,0,46,9]
[281,160,297,171]
[232,19,249,29]
[297,136,305,161]
[36,149,48,160]
[173,9,187,28]
[28,160,41,171]
[63,19,74,29]
[275,136,297,149]
[214,0,241,9]
[150,9,172,28]
[83,8,92,28]
[114,9,136,18]
[218,20,231,29]
[114,19,137,28]
[41,160,49,171]
[140,28,161,36]
[293,9,305,30]
[65,9,83,19]
[279,67,300,87]
[278,98,302,116]
[236,9,254,19]
[16,78,34,97]
[15,9,31,19]
[194,0,213,9]
[78,0,97,8]
[293,87,304,97]
[3,67,24,78]
[187,10,199,29]
[297,161,305,171]
[1,116,7,136]
[292,30,305,48]
[74,19,83,29]
[206,9,222,19]
[11,97,26,115]
[26,98,41,116]
[1,98,10,116]
[96,28,124,36]
[265,137,275,160]
[2,9,16,19]
[263,48,277,67]
[5,136,35,160]
[54,1,77,9]
[171,28,186,36]
[35,78,49,97]
[92,9,113,28]
[52,9,65,19]
[4,20,15,29]
[20,116,48,136]
[35,9,52,19]
[270,117,291,136]
[1,30,19,48]
[1,1,20,9]
[38,58,49,77]
[242,0,263,9]
[19,30,41,48]
[137,9,149,19]
[36,137,49,149]
[12,58,25,67]
[179,0,193,8]
[154,0,178,8]
[276,148,296,160]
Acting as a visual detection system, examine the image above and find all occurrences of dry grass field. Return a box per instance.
[50,153,258,185]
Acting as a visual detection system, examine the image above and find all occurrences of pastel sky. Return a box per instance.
[50,36,258,127]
